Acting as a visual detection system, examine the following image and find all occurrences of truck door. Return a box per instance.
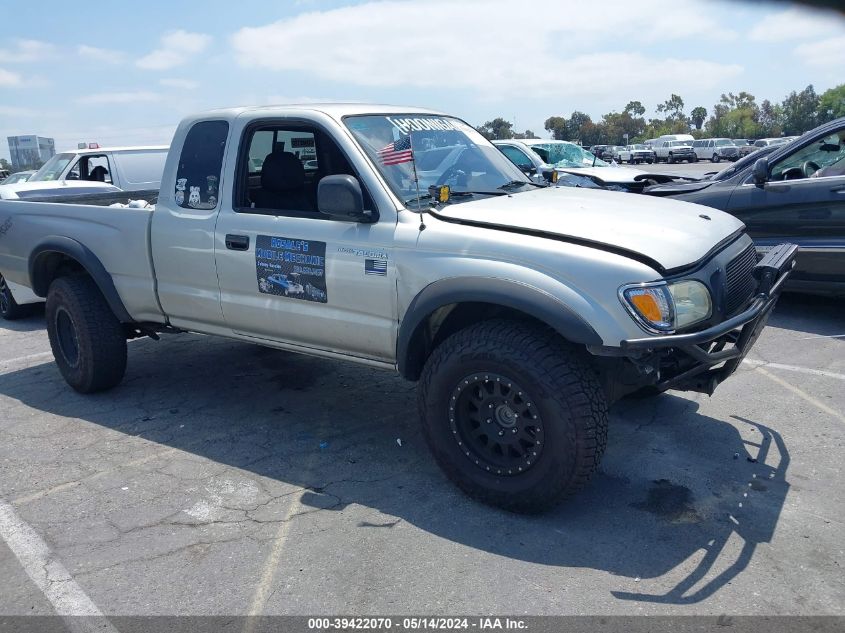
[150,119,232,331]
[726,126,845,288]
[213,118,398,362]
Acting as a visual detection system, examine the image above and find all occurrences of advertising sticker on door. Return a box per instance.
[255,235,328,303]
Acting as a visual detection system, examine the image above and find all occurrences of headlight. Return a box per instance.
[668,280,712,329]
[620,280,712,333]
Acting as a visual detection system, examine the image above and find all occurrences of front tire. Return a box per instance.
[46,276,127,393]
[668,153,675,164]
[418,320,608,513]
[712,154,720,163]
[0,274,28,321]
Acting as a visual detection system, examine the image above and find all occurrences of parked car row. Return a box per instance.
[494,117,844,297]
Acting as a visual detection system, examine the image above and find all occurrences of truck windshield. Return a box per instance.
[29,153,74,182]
[344,115,530,206]
[530,142,607,168]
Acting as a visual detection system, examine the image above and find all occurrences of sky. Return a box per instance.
[1,0,844,161]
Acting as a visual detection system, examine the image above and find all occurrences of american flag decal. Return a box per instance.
[365,259,388,276]
[377,136,414,166]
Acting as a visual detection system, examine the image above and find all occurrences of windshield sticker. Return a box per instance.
[256,235,327,303]
[387,117,460,134]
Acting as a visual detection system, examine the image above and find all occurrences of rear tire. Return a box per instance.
[46,276,127,393]
[0,274,29,321]
[418,319,608,513]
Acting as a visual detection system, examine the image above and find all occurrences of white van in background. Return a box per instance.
[26,145,168,192]
[692,138,739,162]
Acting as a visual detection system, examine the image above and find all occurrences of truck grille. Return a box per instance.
[725,244,758,315]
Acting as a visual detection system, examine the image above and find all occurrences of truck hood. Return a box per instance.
[431,186,744,273]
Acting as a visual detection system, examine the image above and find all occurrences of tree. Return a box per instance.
[543,116,569,140]
[759,99,784,137]
[476,117,514,140]
[690,107,707,130]
[513,129,538,139]
[0,158,10,172]
[818,84,845,123]
[781,85,819,135]
[566,111,593,142]
[624,101,646,117]
[657,94,686,122]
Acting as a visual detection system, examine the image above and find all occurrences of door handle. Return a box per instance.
[831,185,845,194]
[225,234,250,251]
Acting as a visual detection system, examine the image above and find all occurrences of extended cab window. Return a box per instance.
[499,145,534,171]
[236,123,370,217]
[175,120,228,209]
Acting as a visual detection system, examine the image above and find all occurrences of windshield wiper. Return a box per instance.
[498,180,542,190]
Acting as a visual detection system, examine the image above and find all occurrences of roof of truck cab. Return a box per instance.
[190,103,448,120]
[55,145,169,154]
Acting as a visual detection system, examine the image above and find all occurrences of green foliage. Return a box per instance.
[781,85,819,135]
[0,158,11,171]
[817,84,845,124]
[476,117,514,140]
[690,107,707,130]
[624,101,646,117]
[543,116,569,140]
[487,83,842,147]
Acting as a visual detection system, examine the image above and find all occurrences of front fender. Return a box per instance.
[397,276,602,379]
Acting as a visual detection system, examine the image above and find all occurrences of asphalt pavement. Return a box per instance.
[0,295,843,617]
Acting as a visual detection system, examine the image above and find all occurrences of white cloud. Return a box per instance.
[0,68,22,87]
[75,91,163,105]
[749,7,841,42]
[137,30,212,70]
[231,1,742,101]
[0,39,55,62]
[159,78,200,90]
[77,45,126,64]
[795,35,845,67]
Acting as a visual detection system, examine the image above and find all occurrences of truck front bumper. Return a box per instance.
[619,243,798,395]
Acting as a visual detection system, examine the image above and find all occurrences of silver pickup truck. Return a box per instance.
[0,104,796,512]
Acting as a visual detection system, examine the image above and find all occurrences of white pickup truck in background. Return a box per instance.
[24,145,168,192]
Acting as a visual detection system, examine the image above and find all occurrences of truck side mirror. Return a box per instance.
[752,158,769,186]
[317,175,377,223]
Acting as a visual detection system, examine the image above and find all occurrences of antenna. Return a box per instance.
[407,132,426,231]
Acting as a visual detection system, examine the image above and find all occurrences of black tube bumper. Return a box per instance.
[620,243,798,395]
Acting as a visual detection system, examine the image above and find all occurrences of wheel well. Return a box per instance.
[402,302,572,381]
[30,252,86,296]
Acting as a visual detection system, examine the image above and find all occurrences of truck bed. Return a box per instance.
[0,193,165,324]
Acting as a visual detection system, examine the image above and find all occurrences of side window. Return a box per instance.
[771,130,845,181]
[175,120,229,209]
[85,155,112,183]
[66,159,81,180]
[114,150,167,186]
[236,124,370,217]
[499,146,534,171]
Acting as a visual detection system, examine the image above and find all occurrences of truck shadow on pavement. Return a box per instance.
[0,335,790,606]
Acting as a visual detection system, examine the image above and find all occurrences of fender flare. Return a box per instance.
[28,236,133,323]
[397,277,602,379]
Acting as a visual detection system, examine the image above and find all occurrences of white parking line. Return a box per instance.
[0,498,119,632]
[0,351,53,376]
[743,359,845,382]
[754,368,845,426]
